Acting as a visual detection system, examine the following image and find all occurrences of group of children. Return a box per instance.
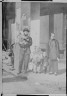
[28,47,49,74]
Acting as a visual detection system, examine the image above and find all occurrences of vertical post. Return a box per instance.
[15,2,21,43]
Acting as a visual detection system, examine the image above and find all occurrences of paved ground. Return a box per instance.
[2,59,66,95]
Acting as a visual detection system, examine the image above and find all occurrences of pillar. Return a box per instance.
[14,2,21,74]
[15,2,21,42]
[49,14,54,37]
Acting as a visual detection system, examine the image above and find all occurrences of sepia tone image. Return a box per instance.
[2,2,66,95]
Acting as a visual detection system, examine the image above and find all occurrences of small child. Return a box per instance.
[18,32,29,47]
[43,56,49,73]
[39,51,49,73]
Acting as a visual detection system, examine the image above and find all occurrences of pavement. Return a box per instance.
[2,59,66,95]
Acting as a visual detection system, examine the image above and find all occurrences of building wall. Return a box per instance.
[11,2,66,52]
[30,2,40,52]
[54,13,66,59]
[30,20,40,52]
[54,13,64,50]
[30,2,49,50]
[31,3,66,51]
[40,15,49,49]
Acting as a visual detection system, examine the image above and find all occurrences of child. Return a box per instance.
[18,31,29,43]
[39,51,49,73]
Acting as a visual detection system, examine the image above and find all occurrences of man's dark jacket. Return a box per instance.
[19,36,32,54]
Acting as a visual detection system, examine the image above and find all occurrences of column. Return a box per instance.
[14,2,21,74]
[15,2,21,41]
[49,14,54,37]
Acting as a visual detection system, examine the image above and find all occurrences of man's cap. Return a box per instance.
[23,28,30,32]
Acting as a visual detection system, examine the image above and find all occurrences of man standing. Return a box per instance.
[48,33,60,75]
[18,28,32,74]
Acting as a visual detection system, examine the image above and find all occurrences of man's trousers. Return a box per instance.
[19,48,30,73]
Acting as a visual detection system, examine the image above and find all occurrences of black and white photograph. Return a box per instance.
[0,2,2,96]
[2,1,66,95]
